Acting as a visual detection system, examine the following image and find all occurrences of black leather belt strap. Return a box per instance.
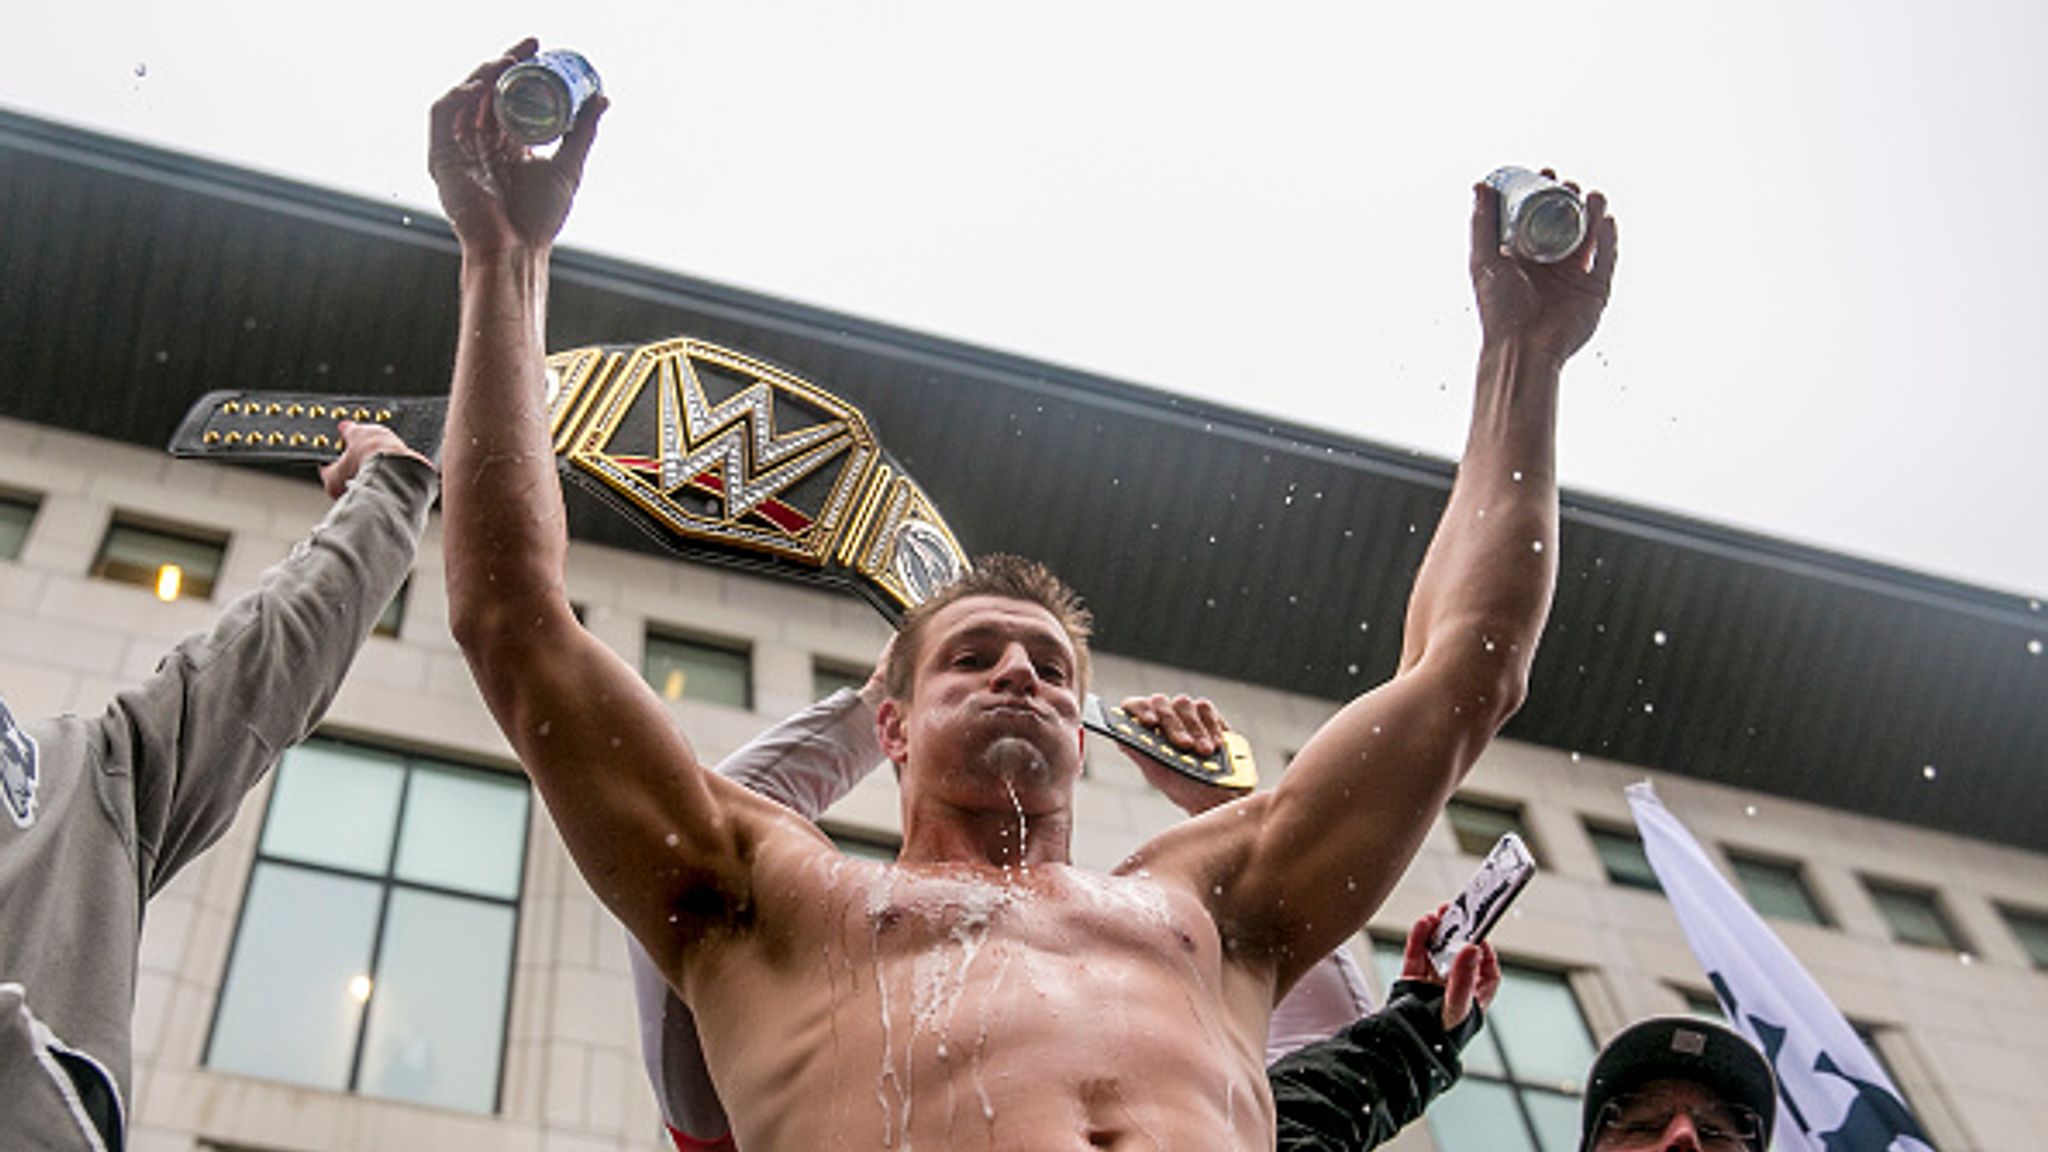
[168,393,448,463]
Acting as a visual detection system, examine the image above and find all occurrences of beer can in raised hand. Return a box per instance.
[1484,166,1588,264]
[495,50,603,147]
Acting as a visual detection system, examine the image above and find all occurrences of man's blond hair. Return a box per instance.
[886,554,1093,700]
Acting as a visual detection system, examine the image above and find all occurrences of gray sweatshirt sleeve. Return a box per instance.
[98,452,437,897]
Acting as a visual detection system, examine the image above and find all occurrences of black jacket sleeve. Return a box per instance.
[1269,979,1486,1152]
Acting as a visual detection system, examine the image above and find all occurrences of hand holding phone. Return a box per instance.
[1427,832,1536,976]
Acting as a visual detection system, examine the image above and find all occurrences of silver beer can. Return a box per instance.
[1484,166,1587,264]
[495,50,603,147]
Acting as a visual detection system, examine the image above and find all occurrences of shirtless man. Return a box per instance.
[431,39,1614,1150]
[626,670,1498,1150]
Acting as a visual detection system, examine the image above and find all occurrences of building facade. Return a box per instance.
[4,417,2043,1152]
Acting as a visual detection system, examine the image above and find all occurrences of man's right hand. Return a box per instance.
[319,420,434,500]
[1469,172,1618,370]
[428,39,607,255]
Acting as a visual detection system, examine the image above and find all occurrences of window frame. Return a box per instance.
[203,736,530,1114]
[1996,903,2048,970]
[811,657,870,702]
[0,488,40,561]
[1583,820,1661,892]
[823,823,901,862]
[643,625,755,710]
[1724,848,1833,927]
[90,512,230,602]
[372,577,409,638]
[1444,794,1539,862]
[1863,877,1968,952]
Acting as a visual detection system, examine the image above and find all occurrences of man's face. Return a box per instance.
[1589,1077,1762,1152]
[878,594,1084,796]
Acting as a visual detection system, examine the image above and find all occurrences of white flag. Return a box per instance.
[1628,782,1937,1152]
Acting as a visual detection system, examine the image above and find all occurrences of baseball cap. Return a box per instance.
[1579,1015,1776,1151]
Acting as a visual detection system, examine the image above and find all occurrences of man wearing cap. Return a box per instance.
[1579,1015,1778,1152]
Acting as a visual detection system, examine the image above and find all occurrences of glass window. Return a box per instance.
[644,629,752,709]
[813,659,868,702]
[1678,988,1725,1020]
[1375,943,1593,1152]
[1445,796,1535,860]
[0,491,38,560]
[209,738,528,1114]
[1999,904,2048,969]
[1728,851,1831,926]
[373,579,408,638]
[355,889,517,1108]
[206,866,382,1090]
[827,826,899,862]
[1866,880,1967,951]
[90,515,227,601]
[1585,823,1661,892]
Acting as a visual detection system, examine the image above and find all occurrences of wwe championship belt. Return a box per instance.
[167,336,1255,790]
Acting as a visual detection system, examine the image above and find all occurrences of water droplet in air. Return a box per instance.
[665,833,680,847]
[1512,471,1524,482]
[2029,639,2043,656]
[242,316,258,331]
[1346,663,1360,675]
[1642,702,1655,714]
[1358,621,1370,631]
[1569,751,1583,763]
[1958,951,1975,966]
[1653,631,1668,646]
[1744,805,1757,817]
[1531,540,1544,552]
[153,349,169,363]
[1921,764,1937,780]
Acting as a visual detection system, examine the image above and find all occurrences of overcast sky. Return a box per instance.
[5,1,2044,598]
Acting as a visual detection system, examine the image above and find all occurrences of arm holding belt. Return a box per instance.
[169,335,1255,789]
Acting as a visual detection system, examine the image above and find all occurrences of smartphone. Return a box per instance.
[1427,831,1536,975]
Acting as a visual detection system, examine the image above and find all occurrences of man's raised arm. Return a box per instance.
[431,42,763,968]
[1215,178,1617,989]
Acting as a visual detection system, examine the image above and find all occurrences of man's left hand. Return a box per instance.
[1400,908,1502,1031]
